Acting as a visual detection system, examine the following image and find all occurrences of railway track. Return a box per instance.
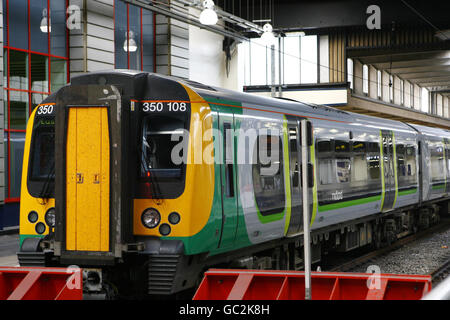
[327,218,450,273]
[431,254,450,285]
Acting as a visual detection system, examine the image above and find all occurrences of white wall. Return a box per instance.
[188,19,240,90]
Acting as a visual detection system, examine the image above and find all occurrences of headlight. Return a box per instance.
[28,211,38,223]
[159,223,171,236]
[35,222,46,234]
[45,208,56,227]
[141,208,161,229]
[168,212,180,225]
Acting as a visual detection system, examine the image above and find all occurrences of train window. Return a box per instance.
[317,140,332,153]
[252,134,285,216]
[446,147,450,179]
[430,143,445,185]
[368,155,380,180]
[141,116,186,178]
[351,153,367,182]
[352,141,366,153]
[367,142,379,153]
[335,140,349,152]
[27,116,55,197]
[396,144,406,177]
[336,159,351,182]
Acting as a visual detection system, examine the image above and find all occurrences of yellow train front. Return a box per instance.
[18,71,221,297]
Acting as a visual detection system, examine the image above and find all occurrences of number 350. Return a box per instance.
[37,104,53,115]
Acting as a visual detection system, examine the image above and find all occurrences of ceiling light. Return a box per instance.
[199,0,218,25]
[260,23,276,45]
[40,8,51,33]
[123,31,138,52]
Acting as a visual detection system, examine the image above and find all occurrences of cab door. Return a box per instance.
[218,113,238,248]
[65,107,110,252]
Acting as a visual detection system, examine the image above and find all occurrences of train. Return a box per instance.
[17,70,450,298]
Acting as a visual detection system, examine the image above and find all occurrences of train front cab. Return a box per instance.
[17,72,218,296]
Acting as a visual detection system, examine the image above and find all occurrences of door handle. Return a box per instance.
[93,173,100,184]
[76,173,84,184]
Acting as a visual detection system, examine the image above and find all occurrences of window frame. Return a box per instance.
[4,0,69,202]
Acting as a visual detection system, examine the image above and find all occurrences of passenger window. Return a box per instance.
[335,140,349,152]
[368,155,380,179]
[252,134,285,215]
[430,143,445,184]
[351,141,367,182]
[317,139,352,185]
[336,158,351,182]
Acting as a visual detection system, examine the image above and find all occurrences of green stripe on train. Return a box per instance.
[398,188,417,196]
[318,194,381,212]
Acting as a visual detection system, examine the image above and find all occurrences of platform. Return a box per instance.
[0,233,19,267]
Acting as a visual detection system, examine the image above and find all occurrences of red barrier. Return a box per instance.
[193,269,432,300]
[0,267,83,300]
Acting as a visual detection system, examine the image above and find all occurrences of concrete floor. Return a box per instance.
[0,233,19,266]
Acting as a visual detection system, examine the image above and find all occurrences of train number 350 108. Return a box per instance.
[142,101,187,112]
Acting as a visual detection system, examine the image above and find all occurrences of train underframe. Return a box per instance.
[17,199,450,299]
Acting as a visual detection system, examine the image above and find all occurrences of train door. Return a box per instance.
[381,130,396,211]
[65,107,110,251]
[286,118,302,236]
[218,113,238,248]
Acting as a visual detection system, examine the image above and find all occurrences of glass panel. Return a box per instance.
[50,58,66,92]
[389,75,393,102]
[4,131,8,198]
[10,132,25,198]
[3,0,7,47]
[30,0,49,54]
[30,54,48,93]
[4,91,7,129]
[114,0,128,69]
[284,36,300,84]
[368,155,380,179]
[9,51,28,90]
[363,64,369,94]
[32,93,48,110]
[377,70,382,98]
[9,90,28,129]
[300,35,317,83]
[142,9,154,72]
[9,0,28,50]
[430,143,445,184]
[3,50,7,89]
[421,87,429,113]
[50,0,67,57]
[252,134,285,215]
[128,5,141,70]
[250,38,268,85]
[347,58,353,89]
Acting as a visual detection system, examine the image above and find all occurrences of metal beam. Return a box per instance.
[373,58,450,70]
[400,71,450,80]
[390,65,450,75]
[354,50,450,65]
[410,77,450,84]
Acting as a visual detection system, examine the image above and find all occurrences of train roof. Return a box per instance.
[49,70,445,137]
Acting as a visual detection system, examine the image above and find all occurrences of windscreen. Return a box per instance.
[27,113,55,198]
[138,115,189,199]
